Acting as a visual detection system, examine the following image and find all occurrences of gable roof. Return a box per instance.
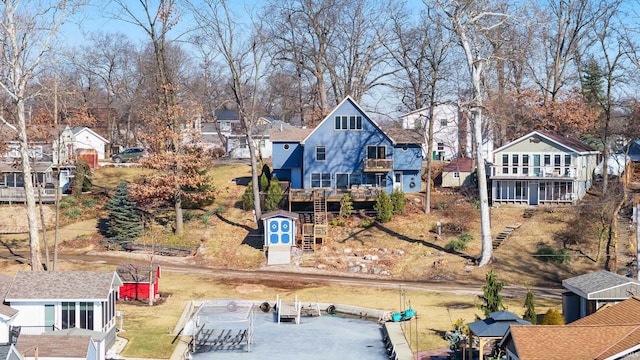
[562,270,640,299]
[71,126,109,144]
[5,271,122,302]
[493,130,597,154]
[571,296,640,326]
[214,109,239,121]
[261,209,299,220]
[300,96,393,145]
[467,310,530,338]
[443,158,474,172]
[16,334,92,359]
[502,324,640,360]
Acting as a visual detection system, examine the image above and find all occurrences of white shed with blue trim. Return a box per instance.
[261,210,299,265]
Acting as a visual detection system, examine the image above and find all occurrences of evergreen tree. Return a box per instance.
[522,289,537,324]
[242,181,254,210]
[265,176,283,211]
[259,169,270,191]
[340,193,353,218]
[374,191,393,223]
[104,181,142,244]
[581,57,604,109]
[390,189,406,214]
[72,158,92,196]
[477,269,505,318]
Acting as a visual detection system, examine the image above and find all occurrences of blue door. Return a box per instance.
[291,168,302,188]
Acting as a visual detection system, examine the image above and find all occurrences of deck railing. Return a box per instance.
[363,158,393,172]
[0,187,56,203]
[289,187,383,202]
[490,165,578,178]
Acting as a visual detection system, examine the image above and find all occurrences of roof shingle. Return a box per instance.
[16,334,91,358]
[5,271,121,301]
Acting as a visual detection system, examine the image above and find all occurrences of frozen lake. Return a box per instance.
[189,312,389,360]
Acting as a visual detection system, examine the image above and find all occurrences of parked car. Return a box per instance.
[112,147,147,163]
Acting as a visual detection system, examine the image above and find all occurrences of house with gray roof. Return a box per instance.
[4,271,122,350]
[562,270,640,324]
[16,334,98,360]
[490,130,599,205]
[0,344,22,360]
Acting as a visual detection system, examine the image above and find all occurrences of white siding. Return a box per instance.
[73,129,108,160]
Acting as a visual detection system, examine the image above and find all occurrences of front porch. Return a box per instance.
[492,178,577,206]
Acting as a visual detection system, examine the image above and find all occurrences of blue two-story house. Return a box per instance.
[271,97,423,204]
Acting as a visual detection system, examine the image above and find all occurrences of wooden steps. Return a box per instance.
[493,223,522,249]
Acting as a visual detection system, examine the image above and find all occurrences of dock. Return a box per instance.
[276,295,320,324]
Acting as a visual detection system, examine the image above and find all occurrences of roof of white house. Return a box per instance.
[16,334,92,359]
[71,126,110,144]
[563,270,640,300]
[5,271,122,302]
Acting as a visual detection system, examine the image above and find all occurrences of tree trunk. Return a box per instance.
[247,133,262,222]
[474,107,493,267]
[17,100,43,271]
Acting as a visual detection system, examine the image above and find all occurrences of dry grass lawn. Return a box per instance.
[0,162,626,357]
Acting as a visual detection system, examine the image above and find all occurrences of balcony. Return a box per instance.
[289,187,382,202]
[490,165,578,179]
[363,158,393,172]
[0,187,56,203]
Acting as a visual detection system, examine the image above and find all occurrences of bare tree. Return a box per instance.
[437,0,509,267]
[386,3,453,214]
[0,0,83,271]
[190,0,267,221]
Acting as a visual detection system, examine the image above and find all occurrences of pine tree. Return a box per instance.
[374,191,394,223]
[265,176,283,211]
[390,189,406,214]
[339,193,353,218]
[522,289,537,324]
[242,181,254,210]
[477,269,505,318]
[104,181,142,244]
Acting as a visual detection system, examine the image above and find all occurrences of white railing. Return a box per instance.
[490,165,578,178]
[0,187,56,203]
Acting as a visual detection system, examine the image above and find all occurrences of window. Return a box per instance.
[334,116,348,130]
[522,154,529,176]
[311,173,331,188]
[315,146,326,161]
[414,119,423,129]
[453,172,460,179]
[62,302,76,329]
[80,302,94,330]
[239,138,247,149]
[336,173,350,189]
[440,118,448,126]
[512,154,519,174]
[283,144,290,150]
[45,304,54,331]
[437,143,445,151]
[367,146,386,159]
[502,154,509,174]
[544,154,551,166]
[401,145,408,152]
[554,154,561,173]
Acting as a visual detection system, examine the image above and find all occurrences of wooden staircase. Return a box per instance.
[492,223,522,249]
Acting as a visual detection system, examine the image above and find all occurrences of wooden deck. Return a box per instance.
[289,187,382,202]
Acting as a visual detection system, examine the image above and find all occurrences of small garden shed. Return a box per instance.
[261,210,298,265]
[441,158,474,188]
[117,264,161,301]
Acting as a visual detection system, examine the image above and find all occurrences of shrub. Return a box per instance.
[359,218,375,228]
[540,309,565,325]
[330,218,345,227]
[82,198,97,207]
[459,232,474,243]
[63,197,79,206]
[242,181,254,210]
[264,176,283,211]
[535,246,571,264]
[374,192,394,223]
[182,211,198,222]
[201,213,211,226]
[65,208,82,219]
[445,239,467,251]
[390,189,406,214]
[339,193,353,218]
[435,201,448,210]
